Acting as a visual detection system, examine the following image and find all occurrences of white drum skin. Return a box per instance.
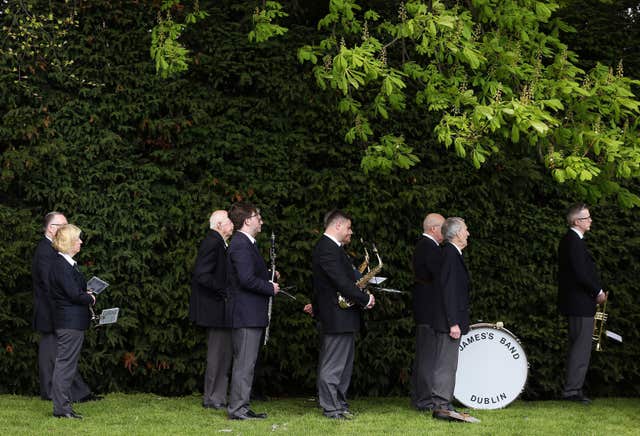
[454,323,528,410]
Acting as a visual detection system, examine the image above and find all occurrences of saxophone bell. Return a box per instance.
[337,243,383,309]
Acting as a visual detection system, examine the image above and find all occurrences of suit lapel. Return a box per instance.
[447,242,469,280]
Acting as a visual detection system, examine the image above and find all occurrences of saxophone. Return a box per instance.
[357,240,370,274]
[338,244,383,309]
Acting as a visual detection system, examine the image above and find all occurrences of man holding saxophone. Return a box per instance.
[558,203,607,405]
[312,209,375,419]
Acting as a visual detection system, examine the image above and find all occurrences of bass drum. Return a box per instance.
[454,323,528,410]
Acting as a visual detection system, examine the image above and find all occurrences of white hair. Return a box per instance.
[442,217,465,242]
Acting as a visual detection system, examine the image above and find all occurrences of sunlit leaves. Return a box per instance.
[150,1,208,79]
[248,1,289,43]
[360,135,420,173]
[293,0,640,205]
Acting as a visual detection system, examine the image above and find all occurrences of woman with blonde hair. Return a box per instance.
[49,224,96,419]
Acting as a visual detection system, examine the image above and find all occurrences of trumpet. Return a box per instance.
[338,244,383,309]
[592,299,608,352]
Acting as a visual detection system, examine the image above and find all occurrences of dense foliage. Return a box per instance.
[1,0,638,399]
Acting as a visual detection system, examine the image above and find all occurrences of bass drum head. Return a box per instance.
[454,323,528,410]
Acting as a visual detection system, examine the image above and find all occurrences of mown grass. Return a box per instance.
[0,394,638,435]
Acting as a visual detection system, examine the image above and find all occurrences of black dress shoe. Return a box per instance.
[432,410,453,421]
[54,411,83,419]
[562,394,591,405]
[432,409,457,421]
[75,393,103,403]
[229,410,267,420]
[246,409,268,419]
[203,403,226,410]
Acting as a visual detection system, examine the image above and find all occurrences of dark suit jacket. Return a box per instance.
[437,242,470,335]
[227,232,275,328]
[32,237,57,333]
[558,229,602,317]
[412,235,443,326]
[189,230,230,328]
[312,235,370,334]
[49,254,93,331]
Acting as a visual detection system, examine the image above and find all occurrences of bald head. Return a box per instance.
[422,213,445,244]
[209,210,234,241]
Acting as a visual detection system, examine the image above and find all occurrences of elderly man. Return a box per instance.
[411,213,445,412]
[189,210,234,410]
[312,209,375,420]
[226,202,280,420]
[431,217,471,421]
[558,203,607,405]
[32,212,95,402]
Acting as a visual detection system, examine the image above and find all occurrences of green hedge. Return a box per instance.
[1,1,638,398]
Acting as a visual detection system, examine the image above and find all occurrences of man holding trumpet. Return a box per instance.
[558,203,607,405]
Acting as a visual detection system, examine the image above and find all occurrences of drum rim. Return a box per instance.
[455,322,529,409]
[469,322,523,345]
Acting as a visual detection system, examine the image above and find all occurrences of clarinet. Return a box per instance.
[264,231,276,345]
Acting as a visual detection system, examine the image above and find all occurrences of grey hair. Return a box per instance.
[209,210,227,230]
[566,203,588,226]
[43,211,64,231]
[441,217,465,243]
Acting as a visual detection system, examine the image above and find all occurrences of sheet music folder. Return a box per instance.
[87,276,109,295]
[99,308,119,325]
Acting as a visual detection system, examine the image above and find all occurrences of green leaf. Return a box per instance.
[530,120,548,134]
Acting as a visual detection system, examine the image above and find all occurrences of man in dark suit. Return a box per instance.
[431,217,471,420]
[189,210,234,410]
[558,203,607,404]
[32,212,92,402]
[411,213,445,412]
[312,209,375,419]
[226,202,280,420]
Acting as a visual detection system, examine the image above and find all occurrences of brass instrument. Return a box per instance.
[338,244,383,309]
[357,239,370,274]
[592,299,608,352]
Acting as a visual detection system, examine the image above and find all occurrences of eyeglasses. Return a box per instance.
[577,216,592,221]
[247,213,262,220]
[50,223,66,227]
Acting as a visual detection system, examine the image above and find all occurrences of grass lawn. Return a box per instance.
[0,394,638,435]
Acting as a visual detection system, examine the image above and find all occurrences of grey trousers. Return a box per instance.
[317,333,355,417]
[411,324,436,410]
[39,332,91,401]
[227,327,263,417]
[431,331,460,410]
[51,329,85,415]
[203,328,232,407]
[563,316,594,397]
